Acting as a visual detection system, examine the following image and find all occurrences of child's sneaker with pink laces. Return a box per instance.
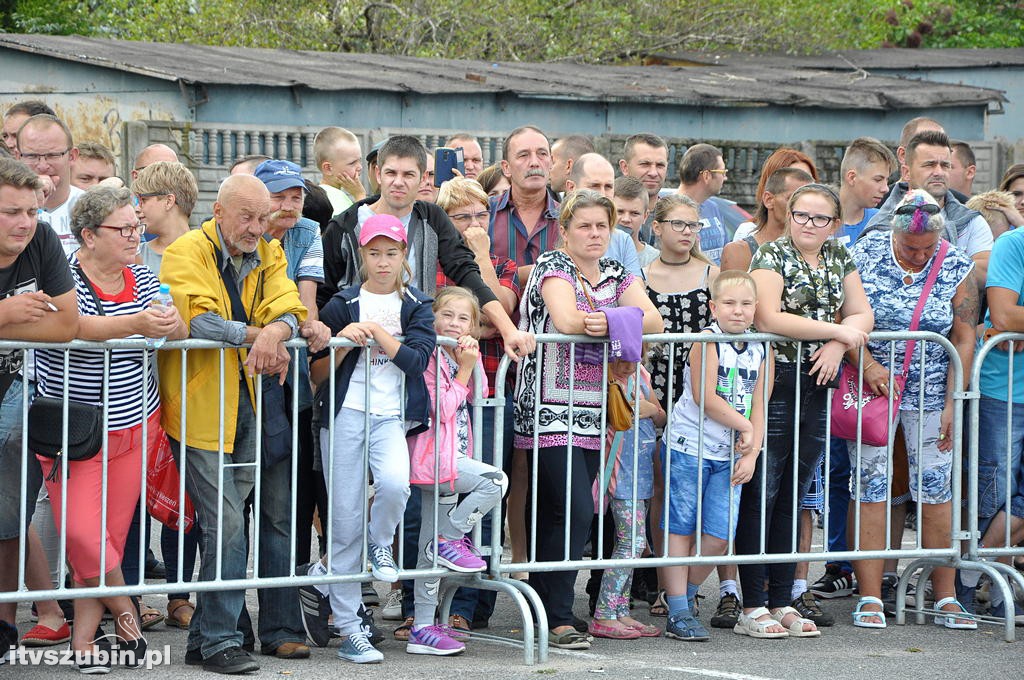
[406,625,466,656]
[433,536,486,573]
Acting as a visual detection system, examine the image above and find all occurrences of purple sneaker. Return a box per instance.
[433,536,486,573]
[406,625,466,656]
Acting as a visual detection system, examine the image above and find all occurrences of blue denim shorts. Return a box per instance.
[0,379,41,541]
[977,396,1024,523]
[660,443,741,540]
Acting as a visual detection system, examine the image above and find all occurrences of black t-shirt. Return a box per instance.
[0,221,75,375]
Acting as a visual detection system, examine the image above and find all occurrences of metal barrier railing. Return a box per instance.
[489,330,972,658]
[0,336,541,659]
[4,329,1018,665]
[964,332,1024,642]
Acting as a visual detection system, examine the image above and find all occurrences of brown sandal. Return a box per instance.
[166,599,195,629]
[133,598,165,630]
[393,616,414,641]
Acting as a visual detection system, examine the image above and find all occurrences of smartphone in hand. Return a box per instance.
[434,147,465,187]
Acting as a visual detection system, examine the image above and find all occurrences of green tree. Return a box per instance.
[6,0,1022,60]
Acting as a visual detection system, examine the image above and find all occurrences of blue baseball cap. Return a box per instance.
[254,159,306,193]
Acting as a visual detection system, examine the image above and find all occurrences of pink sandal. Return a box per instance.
[587,620,641,639]
[625,621,661,637]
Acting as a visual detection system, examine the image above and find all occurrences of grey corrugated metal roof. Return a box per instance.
[648,48,1024,71]
[0,34,1006,111]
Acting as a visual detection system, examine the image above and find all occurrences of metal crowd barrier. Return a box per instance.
[3,329,1017,665]
[964,332,1024,642]
[488,331,975,660]
[0,336,540,659]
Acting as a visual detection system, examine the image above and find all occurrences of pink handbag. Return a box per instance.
[830,240,948,447]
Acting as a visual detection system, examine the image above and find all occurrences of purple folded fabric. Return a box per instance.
[604,306,644,362]
[572,306,644,364]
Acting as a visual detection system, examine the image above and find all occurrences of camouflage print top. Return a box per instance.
[749,237,855,364]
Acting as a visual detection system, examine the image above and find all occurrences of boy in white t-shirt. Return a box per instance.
[660,271,772,641]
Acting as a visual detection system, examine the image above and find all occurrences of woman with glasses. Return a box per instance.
[734,183,872,639]
[846,189,977,629]
[33,186,186,671]
[639,194,718,616]
[130,161,201,631]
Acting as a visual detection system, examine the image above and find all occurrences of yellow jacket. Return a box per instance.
[157,219,307,452]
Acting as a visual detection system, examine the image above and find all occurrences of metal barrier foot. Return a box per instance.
[433,572,546,665]
[963,560,1023,642]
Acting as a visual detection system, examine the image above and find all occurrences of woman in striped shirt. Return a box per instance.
[34,186,186,671]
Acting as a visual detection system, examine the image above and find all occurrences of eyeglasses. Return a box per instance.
[790,211,835,228]
[20,149,70,164]
[658,219,703,232]
[895,202,940,216]
[132,192,168,208]
[448,210,489,225]
[96,223,146,238]
[707,168,728,176]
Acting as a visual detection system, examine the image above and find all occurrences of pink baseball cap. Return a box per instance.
[359,214,407,246]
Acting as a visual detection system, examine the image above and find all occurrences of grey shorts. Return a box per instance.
[0,378,41,541]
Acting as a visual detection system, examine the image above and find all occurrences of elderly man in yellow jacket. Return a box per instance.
[158,174,310,674]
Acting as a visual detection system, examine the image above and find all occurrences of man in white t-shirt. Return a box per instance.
[314,127,365,216]
[17,114,83,257]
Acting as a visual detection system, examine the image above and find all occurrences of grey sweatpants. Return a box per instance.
[413,456,507,627]
[321,407,411,635]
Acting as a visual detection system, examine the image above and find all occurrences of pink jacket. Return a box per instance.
[407,350,489,489]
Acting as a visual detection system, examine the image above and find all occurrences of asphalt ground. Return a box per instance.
[5,527,1022,680]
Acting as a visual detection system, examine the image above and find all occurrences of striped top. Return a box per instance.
[36,259,162,430]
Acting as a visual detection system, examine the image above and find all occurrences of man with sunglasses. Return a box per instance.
[674,143,728,265]
[865,130,992,286]
[16,114,83,256]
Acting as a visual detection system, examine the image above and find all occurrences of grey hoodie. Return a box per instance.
[862,181,982,247]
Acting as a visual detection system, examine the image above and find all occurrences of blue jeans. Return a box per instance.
[977,396,1024,533]
[825,437,852,573]
[0,379,40,541]
[253,453,306,650]
[177,385,257,658]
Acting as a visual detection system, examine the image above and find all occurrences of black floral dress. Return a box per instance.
[645,265,712,411]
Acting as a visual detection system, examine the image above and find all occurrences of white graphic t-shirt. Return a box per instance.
[342,288,404,415]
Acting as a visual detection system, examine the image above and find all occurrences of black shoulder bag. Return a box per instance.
[204,234,292,467]
[30,267,106,481]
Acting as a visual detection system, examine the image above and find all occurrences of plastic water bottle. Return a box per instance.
[147,284,174,349]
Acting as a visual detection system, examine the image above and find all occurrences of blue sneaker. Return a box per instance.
[337,632,383,664]
[992,599,1024,626]
[665,611,710,641]
[367,543,399,583]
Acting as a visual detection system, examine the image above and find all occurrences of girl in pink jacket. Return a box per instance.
[406,287,508,656]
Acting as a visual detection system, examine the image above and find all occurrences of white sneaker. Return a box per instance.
[381,589,403,621]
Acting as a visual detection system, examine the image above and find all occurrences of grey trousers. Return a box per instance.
[413,456,507,626]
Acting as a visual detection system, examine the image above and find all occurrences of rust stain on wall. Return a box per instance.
[0,96,174,160]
